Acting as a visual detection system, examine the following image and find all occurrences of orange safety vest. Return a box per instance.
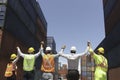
[41,54,55,72]
[4,63,17,77]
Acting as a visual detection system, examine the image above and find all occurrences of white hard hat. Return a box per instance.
[46,47,52,51]
[70,46,76,51]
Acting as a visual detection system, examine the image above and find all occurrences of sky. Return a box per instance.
[38,0,105,65]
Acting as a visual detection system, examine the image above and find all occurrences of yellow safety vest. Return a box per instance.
[23,55,35,71]
[93,54,108,72]
[41,54,55,72]
[93,54,108,80]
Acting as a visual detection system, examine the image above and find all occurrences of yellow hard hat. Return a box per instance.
[28,47,35,53]
[97,47,104,54]
[10,54,17,59]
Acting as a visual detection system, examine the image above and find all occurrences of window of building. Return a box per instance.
[0,5,6,27]
[0,19,4,27]
[0,5,6,11]
[0,0,7,4]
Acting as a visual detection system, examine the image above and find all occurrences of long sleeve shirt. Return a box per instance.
[17,47,42,71]
[89,48,108,80]
[11,55,20,71]
[60,46,89,70]
[41,48,61,58]
[17,47,41,59]
[12,55,20,64]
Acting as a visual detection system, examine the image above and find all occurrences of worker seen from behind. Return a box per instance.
[17,45,42,80]
[59,42,89,79]
[40,41,65,80]
[4,53,19,80]
[88,42,108,80]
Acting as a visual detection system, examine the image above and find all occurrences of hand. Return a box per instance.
[41,41,44,45]
[87,41,91,46]
[16,46,19,49]
[61,45,66,49]
[41,41,44,48]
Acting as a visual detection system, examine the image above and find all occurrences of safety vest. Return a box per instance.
[96,55,108,72]
[23,55,35,71]
[4,63,16,77]
[41,54,55,72]
[94,54,108,72]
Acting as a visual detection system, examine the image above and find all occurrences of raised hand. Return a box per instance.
[87,41,92,48]
[61,45,66,49]
[41,41,44,48]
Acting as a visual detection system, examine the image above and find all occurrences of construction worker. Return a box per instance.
[4,53,19,80]
[17,45,42,80]
[59,42,89,78]
[40,42,65,80]
[88,42,108,80]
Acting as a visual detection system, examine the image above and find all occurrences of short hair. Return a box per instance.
[66,70,80,80]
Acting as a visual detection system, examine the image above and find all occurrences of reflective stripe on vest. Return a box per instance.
[41,54,55,72]
[96,55,108,72]
[4,63,13,77]
[23,55,35,71]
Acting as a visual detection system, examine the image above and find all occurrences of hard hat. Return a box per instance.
[70,46,76,51]
[97,47,104,54]
[10,54,17,59]
[46,47,51,51]
[28,47,35,53]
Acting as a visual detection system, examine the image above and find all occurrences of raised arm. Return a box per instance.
[12,54,20,64]
[35,41,44,58]
[76,42,90,57]
[54,45,66,58]
[83,41,91,54]
[88,42,96,56]
[60,53,70,59]
[56,45,69,58]
[59,45,66,53]
[16,46,25,58]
